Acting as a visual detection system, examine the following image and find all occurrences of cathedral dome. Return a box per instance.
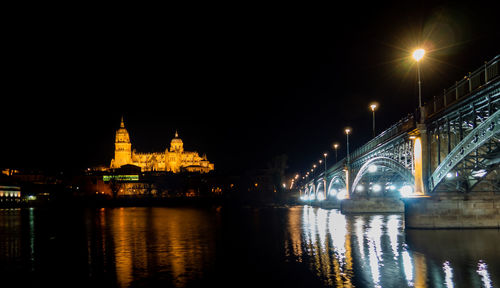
[171,130,183,143]
[170,130,184,152]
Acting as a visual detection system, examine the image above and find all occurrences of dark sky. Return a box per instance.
[1,2,499,175]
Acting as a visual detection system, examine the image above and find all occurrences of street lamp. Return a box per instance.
[323,153,328,173]
[323,153,327,199]
[412,48,425,108]
[370,103,377,138]
[345,128,351,164]
[333,143,339,162]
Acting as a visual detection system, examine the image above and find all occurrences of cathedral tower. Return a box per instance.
[111,116,132,168]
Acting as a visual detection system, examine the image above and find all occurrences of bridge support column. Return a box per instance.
[414,123,428,195]
[340,198,404,213]
[413,137,425,195]
[403,192,500,228]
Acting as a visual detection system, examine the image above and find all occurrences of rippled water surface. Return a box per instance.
[1,206,499,287]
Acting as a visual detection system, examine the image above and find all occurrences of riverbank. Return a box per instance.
[0,196,301,209]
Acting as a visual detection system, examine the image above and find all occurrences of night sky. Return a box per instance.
[1,2,499,175]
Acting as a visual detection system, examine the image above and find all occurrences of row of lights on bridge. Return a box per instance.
[291,48,427,193]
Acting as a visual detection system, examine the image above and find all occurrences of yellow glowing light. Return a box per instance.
[412,48,425,62]
[413,137,424,195]
[345,128,351,135]
[370,103,377,111]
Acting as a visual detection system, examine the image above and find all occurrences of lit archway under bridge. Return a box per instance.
[351,157,415,198]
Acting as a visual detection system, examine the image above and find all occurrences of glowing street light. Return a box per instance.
[323,152,327,199]
[333,143,339,162]
[370,103,378,138]
[412,48,425,62]
[323,153,328,174]
[345,128,351,164]
[412,48,425,108]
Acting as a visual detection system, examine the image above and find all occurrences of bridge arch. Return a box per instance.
[429,109,500,192]
[308,183,316,200]
[351,156,414,196]
[327,175,346,198]
[316,179,326,200]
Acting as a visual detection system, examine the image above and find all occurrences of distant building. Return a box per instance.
[110,117,214,173]
[0,186,21,198]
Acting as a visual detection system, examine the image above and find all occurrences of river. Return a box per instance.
[1,206,499,287]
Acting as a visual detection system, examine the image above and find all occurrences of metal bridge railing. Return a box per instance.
[305,55,499,186]
[313,114,415,183]
[424,55,500,117]
[349,114,415,162]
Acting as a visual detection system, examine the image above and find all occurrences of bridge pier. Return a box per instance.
[403,192,500,228]
[340,197,404,213]
[307,199,341,209]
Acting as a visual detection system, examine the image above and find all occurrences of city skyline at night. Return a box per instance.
[1,2,499,176]
[1,3,500,288]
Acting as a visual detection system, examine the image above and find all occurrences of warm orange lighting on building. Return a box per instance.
[110,117,214,173]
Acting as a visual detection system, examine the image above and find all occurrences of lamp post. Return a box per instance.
[412,48,425,108]
[344,128,352,199]
[323,153,327,174]
[333,143,339,162]
[323,153,327,199]
[345,128,351,164]
[370,103,377,138]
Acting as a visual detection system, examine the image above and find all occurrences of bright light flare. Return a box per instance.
[399,185,414,197]
[317,193,325,201]
[329,188,337,196]
[412,48,425,62]
[336,189,347,200]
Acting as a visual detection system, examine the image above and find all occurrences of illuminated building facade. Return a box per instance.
[110,117,214,173]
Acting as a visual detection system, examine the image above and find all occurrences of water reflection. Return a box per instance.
[1,207,499,287]
[443,261,454,288]
[289,206,500,288]
[477,261,492,288]
[102,207,217,287]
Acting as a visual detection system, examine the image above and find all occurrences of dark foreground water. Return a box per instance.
[1,206,499,288]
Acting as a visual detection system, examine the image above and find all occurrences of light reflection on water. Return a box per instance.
[288,205,500,288]
[0,206,499,287]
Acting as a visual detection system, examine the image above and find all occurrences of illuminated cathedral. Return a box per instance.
[110,117,214,173]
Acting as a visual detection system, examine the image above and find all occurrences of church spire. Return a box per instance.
[175,130,179,138]
[120,116,125,128]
